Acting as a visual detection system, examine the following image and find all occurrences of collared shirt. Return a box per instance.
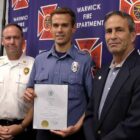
[0,53,34,120]
[28,45,94,126]
[98,49,135,119]
[98,67,120,119]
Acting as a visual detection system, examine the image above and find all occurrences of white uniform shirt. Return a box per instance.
[0,53,34,120]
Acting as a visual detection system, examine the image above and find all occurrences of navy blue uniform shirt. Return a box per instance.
[28,45,94,126]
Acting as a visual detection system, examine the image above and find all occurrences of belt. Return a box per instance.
[0,119,23,126]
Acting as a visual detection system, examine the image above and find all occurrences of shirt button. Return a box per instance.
[113,72,116,75]
[97,130,101,134]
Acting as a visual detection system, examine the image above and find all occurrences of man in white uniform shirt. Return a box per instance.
[0,24,35,140]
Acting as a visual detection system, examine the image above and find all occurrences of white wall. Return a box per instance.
[0,0,8,33]
[0,0,4,37]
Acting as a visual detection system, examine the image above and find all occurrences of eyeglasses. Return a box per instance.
[2,36,21,41]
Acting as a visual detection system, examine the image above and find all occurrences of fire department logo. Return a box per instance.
[37,4,57,40]
[12,0,29,10]
[76,38,102,68]
[120,0,140,35]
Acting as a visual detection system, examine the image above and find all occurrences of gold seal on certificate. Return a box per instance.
[41,120,49,128]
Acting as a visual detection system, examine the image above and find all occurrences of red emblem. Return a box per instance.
[120,0,140,35]
[76,38,102,68]
[37,4,57,40]
[12,0,29,10]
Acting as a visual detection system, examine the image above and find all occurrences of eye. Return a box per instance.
[114,26,125,32]
[14,36,20,40]
[3,36,11,40]
[116,28,124,32]
[3,36,20,40]
[62,23,69,28]
[52,24,59,28]
[105,29,112,33]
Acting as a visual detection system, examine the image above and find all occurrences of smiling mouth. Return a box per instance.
[56,35,64,37]
[56,36,65,40]
[108,42,120,46]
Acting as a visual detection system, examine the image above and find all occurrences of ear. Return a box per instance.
[49,25,52,34]
[131,31,136,43]
[21,38,26,52]
[72,24,76,34]
[1,38,4,46]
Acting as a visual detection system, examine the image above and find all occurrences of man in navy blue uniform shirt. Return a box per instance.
[24,7,94,140]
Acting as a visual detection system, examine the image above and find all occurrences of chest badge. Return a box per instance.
[71,61,79,72]
[24,67,30,75]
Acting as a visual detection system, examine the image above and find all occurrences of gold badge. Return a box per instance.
[41,120,49,128]
[24,67,29,75]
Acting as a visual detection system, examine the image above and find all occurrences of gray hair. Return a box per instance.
[104,11,135,32]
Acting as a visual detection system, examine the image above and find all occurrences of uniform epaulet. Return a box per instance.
[39,50,47,54]
[0,56,7,66]
[78,49,89,55]
[36,50,47,57]
[0,56,6,59]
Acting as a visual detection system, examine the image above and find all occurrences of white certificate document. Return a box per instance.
[33,84,68,130]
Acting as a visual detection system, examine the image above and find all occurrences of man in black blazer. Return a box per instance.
[84,11,140,140]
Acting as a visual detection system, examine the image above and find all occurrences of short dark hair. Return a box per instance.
[104,11,135,32]
[2,23,23,36]
[50,7,76,26]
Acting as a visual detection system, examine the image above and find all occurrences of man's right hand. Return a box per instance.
[0,125,13,140]
[23,88,36,102]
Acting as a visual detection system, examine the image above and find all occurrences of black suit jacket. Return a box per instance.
[84,49,140,140]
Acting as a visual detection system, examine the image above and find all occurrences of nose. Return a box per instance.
[9,37,15,44]
[110,30,117,39]
[57,25,63,32]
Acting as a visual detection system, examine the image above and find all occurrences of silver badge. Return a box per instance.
[71,61,79,72]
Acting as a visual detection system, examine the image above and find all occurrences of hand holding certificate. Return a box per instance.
[33,84,68,130]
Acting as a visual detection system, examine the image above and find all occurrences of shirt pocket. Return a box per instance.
[61,73,83,99]
[0,76,4,83]
[34,73,49,84]
[17,76,29,99]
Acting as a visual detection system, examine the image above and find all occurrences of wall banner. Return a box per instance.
[8,0,140,67]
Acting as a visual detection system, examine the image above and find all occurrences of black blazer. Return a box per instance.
[84,49,140,140]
